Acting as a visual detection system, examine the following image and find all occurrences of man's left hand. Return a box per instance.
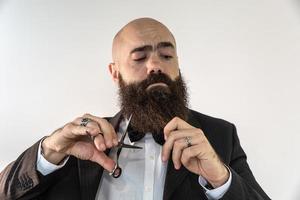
[161,117,229,188]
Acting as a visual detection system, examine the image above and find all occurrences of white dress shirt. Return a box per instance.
[37,118,232,200]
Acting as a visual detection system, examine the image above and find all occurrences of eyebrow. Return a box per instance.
[130,42,175,54]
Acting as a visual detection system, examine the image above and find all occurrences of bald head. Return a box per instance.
[112,18,176,63]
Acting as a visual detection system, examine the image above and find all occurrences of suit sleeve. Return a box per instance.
[0,139,66,200]
[221,124,271,200]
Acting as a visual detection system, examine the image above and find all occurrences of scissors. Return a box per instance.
[109,114,142,178]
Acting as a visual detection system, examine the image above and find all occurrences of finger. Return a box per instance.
[90,149,116,172]
[93,133,106,151]
[75,118,106,151]
[172,135,201,169]
[171,138,187,169]
[74,115,117,149]
[164,117,194,140]
[68,141,115,172]
[63,123,97,138]
[83,114,118,148]
[73,117,102,136]
[180,135,218,165]
[181,140,214,165]
[162,129,198,162]
[181,144,203,166]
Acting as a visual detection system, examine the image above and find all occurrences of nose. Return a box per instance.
[147,54,164,75]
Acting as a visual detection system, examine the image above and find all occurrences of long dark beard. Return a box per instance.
[118,72,189,133]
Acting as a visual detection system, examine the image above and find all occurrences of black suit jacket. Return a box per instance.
[0,109,271,200]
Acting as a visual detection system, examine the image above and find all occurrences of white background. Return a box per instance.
[0,0,299,199]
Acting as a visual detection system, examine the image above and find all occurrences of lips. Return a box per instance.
[146,82,168,91]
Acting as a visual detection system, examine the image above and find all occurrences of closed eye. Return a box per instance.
[161,55,173,60]
[133,56,146,62]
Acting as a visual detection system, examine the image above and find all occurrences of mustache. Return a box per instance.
[137,73,174,90]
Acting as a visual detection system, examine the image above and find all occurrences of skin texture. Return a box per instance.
[42,18,229,188]
[109,18,179,83]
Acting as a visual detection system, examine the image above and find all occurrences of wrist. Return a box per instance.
[208,165,230,188]
[42,137,67,165]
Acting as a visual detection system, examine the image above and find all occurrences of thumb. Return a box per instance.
[67,141,115,172]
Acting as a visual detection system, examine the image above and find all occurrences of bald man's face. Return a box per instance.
[110,22,180,85]
[110,20,188,132]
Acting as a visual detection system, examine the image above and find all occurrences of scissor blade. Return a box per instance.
[119,114,132,141]
[118,142,143,149]
[123,114,132,133]
[117,114,142,149]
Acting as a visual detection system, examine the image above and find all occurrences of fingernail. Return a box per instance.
[101,144,106,151]
[162,155,166,162]
[107,141,112,148]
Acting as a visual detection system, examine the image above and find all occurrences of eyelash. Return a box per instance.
[161,55,173,60]
[133,55,173,62]
[133,57,146,62]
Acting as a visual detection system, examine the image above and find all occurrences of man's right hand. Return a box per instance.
[41,113,118,172]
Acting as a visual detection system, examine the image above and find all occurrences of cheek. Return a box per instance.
[120,63,148,82]
[165,61,180,80]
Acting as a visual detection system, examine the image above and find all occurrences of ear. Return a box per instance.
[108,62,119,83]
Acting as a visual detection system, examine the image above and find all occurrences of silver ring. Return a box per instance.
[80,118,91,127]
[185,136,192,147]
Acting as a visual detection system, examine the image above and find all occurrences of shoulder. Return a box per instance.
[188,109,234,131]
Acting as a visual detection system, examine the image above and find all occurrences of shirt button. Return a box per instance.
[149,155,154,160]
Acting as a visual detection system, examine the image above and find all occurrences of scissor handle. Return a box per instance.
[112,166,122,178]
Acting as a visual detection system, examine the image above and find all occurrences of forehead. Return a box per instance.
[120,24,176,51]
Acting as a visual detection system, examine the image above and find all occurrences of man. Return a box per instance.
[0,18,270,200]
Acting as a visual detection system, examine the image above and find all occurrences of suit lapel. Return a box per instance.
[163,110,205,200]
[77,111,123,200]
[163,159,189,200]
[77,110,206,200]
